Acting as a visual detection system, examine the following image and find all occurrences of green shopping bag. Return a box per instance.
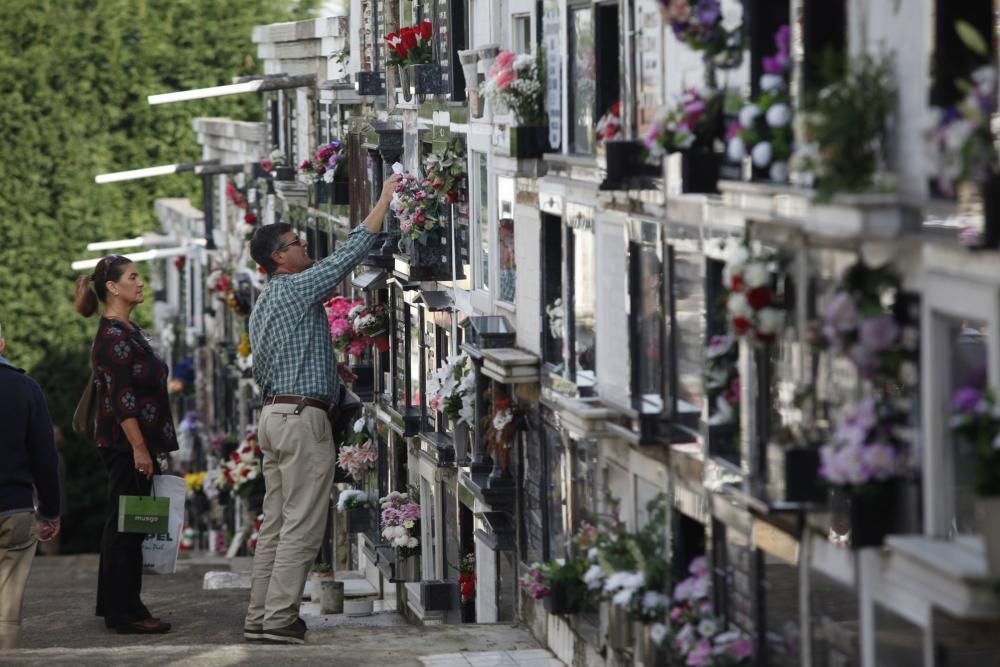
[118,494,170,534]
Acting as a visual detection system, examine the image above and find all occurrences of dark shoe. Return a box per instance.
[115,618,171,634]
[261,618,306,644]
[244,624,264,641]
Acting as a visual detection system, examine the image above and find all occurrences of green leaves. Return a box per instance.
[955,20,989,58]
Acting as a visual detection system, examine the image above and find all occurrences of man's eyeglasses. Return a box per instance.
[276,237,305,252]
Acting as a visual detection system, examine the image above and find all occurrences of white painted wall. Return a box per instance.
[594,214,629,406]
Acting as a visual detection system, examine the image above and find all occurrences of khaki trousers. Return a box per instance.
[0,512,38,649]
[245,404,336,630]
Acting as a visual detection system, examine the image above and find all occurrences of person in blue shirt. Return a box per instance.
[0,321,61,649]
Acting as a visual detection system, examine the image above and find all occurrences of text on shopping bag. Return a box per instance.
[117,495,170,534]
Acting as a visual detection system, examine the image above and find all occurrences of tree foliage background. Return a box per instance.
[0,0,316,552]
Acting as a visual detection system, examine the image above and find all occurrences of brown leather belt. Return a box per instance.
[263,394,331,415]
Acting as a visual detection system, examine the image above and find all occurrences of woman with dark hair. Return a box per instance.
[74,255,176,634]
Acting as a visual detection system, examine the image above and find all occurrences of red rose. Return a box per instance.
[257,265,267,274]
[731,316,751,336]
[401,28,418,49]
[420,20,433,41]
[745,287,770,310]
[395,44,408,58]
[174,257,186,270]
[244,212,257,224]
[730,273,744,292]
[755,330,776,344]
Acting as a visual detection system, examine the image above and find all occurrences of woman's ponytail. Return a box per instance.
[74,275,98,317]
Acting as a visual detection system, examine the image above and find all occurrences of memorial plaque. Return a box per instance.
[542,0,562,150]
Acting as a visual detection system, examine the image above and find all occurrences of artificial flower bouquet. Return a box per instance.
[223,431,264,498]
[426,353,476,425]
[298,139,347,184]
[422,139,467,205]
[950,386,1000,496]
[184,471,208,497]
[645,87,723,157]
[325,296,371,357]
[337,417,378,481]
[260,147,285,173]
[820,262,918,388]
[658,0,741,68]
[459,553,476,604]
[596,101,623,145]
[818,398,909,489]
[349,301,390,352]
[722,242,784,344]
[384,20,434,66]
[480,50,546,125]
[651,556,754,665]
[390,169,450,242]
[380,491,421,554]
[337,488,371,511]
[705,334,740,427]
[519,557,589,614]
[726,25,793,183]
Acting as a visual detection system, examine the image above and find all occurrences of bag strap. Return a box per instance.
[132,469,157,499]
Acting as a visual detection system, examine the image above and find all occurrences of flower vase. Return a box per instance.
[511,126,551,160]
[458,49,480,112]
[680,149,720,194]
[406,63,442,97]
[543,579,582,616]
[346,506,372,533]
[460,598,476,623]
[393,551,421,582]
[331,177,349,205]
[452,420,470,462]
[606,602,634,650]
[980,173,1000,249]
[635,623,668,667]
[975,496,1000,577]
[848,482,897,549]
[397,64,412,102]
[783,447,825,504]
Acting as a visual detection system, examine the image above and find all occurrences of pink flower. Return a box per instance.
[496,68,516,90]
[330,318,351,338]
[347,340,368,357]
[495,51,516,69]
[727,637,754,660]
[260,159,273,172]
[686,639,712,666]
[726,121,742,141]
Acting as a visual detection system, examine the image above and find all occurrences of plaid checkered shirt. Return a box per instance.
[249,226,376,404]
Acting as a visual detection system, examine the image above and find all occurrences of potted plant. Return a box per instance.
[925,22,999,248]
[480,50,549,159]
[818,398,909,548]
[380,491,421,581]
[645,87,725,193]
[726,25,793,183]
[311,563,344,615]
[384,21,439,99]
[299,139,348,206]
[519,558,588,616]
[950,385,1000,576]
[790,53,897,200]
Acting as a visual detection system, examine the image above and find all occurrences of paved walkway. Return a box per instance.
[5,553,561,666]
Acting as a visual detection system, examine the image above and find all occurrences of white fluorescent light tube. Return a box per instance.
[71,246,193,271]
[148,80,263,105]
[87,237,146,251]
[95,164,183,184]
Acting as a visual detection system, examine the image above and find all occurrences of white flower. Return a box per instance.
[727,292,752,317]
[760,74,784,91]
[899,361,918,387]
[512,54,533,71]
[391,162,405,174]
[650,623,668,646]
[492,409,514,431]
[993,433,1000,451]
[766,103,790,128]
[724,243,750,269]
[727,136,746,162]
[738,104,759,129]
[769,161,789,183]
[742,262,770,289]
[751,141,773,167]
[756,308,784,334]
[612,588,635,606]
[583,564,605,590]
[353,417,366,433]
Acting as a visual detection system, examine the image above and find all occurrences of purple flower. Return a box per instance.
[848,344,880,379]
[952,386,983,413]
[684,99,706,117]
[774,25,791,55]
[822,292,858,340]
[858,315,899,352]
[762,53,789,74]
[695,0,720,25]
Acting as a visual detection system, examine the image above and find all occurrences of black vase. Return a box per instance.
[981,173,1000,249]
[401,233,454,281]
[460,598,476,623]
[543,580,582,616]
[332,178,349,205]
[512,126,551,160]
[274,166,296,182]
[600,140,658,191]
[681,150,720,194]
[355,71,385,96]
[346,507,372,533]
[849,482,897,549]
[406,64,442,96]
[314,181,329,205]
[784,448,825,503]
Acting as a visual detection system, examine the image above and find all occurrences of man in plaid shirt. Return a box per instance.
[244,174,399,644]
